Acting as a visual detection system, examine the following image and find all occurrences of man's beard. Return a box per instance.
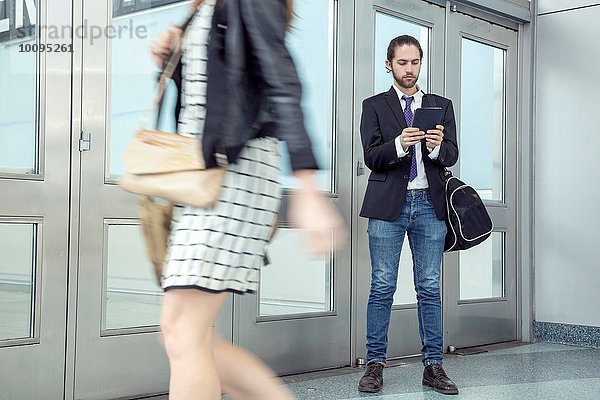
[394,71,419,89]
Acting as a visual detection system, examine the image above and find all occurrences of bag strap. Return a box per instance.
[423,93,437,108]
[150,0,228,169]
[154,0,205,128]
[441,167,452,181]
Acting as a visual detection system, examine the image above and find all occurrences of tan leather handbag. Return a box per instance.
[120,129,225,209]
[138,196,173,285]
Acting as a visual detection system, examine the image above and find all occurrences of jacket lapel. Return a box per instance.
[384,87,407,130]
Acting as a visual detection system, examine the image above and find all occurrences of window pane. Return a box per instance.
[259,229,333,316]
[0,0,38,174]
[105,224,162,331]
[0,223,36,341]
[459,39,505,201]
[459,232,503,301]
[109,4,189,179]
[375,12,429,94]
[282,0,335,191]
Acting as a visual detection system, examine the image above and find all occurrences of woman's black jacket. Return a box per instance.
[172,0,319,171]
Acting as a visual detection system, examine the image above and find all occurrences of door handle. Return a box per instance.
[79,132,91,152]
[357,161,365,176]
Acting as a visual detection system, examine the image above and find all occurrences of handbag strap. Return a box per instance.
[149,0,229,169]
[154,1,204,127]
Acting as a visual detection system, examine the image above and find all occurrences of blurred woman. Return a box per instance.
[151,0,344,398]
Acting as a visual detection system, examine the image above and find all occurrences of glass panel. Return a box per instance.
[0,1,38,174]
[108,3,189,179]
[105,224,162,330]
[259,229,333,316]
[108,0,335,192]
[281,0,335,191]
[393,236,417,306]
[0,223,35,341]
[375,12,429,94]
[459,232,503,301]
[459,39,505,201]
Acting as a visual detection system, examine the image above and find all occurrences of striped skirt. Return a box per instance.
[162,137,282,294]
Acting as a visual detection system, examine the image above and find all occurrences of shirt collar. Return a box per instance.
[392,84,424,104]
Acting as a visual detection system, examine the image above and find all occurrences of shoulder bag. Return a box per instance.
[441,169,493,252]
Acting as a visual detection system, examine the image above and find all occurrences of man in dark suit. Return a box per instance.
[357,35,459,395]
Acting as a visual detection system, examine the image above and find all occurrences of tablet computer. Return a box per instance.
[412,107,444,132]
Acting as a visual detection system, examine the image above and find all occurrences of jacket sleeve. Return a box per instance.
[433,99,459,168]
[239,0,319,171]
[360,99,402,172]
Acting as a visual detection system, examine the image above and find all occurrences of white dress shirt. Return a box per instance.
[392,84,441,190]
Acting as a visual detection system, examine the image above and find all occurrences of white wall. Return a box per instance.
[534,2,600,327]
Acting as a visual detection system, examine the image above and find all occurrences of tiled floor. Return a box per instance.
[138,342,600,400]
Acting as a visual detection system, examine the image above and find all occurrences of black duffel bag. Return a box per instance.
[441,170,493,252]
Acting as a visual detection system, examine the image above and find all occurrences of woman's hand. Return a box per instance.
[150,25,182,68]
[289,170,347,257]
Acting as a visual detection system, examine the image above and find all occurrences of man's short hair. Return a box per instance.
[387,35,423,61]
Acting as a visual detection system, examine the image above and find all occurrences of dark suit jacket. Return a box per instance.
[359,87,459,221]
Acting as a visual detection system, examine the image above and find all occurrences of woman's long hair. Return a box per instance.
[193,0,294,25]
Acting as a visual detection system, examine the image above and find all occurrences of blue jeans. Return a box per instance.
[366,189,447,367]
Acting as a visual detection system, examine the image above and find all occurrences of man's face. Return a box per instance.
[386,44,422,90]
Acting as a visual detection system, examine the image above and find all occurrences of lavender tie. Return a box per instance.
[403,95,418,182]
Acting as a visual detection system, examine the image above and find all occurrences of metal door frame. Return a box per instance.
[0,0,72,398]
[352,0,527,363]
[443,7,520,349]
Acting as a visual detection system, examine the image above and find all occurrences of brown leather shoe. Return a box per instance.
[358,362,384,393]
[422,365,459,395]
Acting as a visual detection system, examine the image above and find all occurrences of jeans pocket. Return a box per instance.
[367,218,382,235]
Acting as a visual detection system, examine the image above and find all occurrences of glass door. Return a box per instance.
[353,0,446,362]
[235,0,352,375]
[0,0,71,398]
[444,10,519,348]
[74,2,232,399]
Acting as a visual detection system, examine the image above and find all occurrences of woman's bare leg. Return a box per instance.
[212,335,295,400]
[160,289,228,400]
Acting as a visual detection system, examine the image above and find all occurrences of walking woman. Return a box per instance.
[150,0,344,398]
